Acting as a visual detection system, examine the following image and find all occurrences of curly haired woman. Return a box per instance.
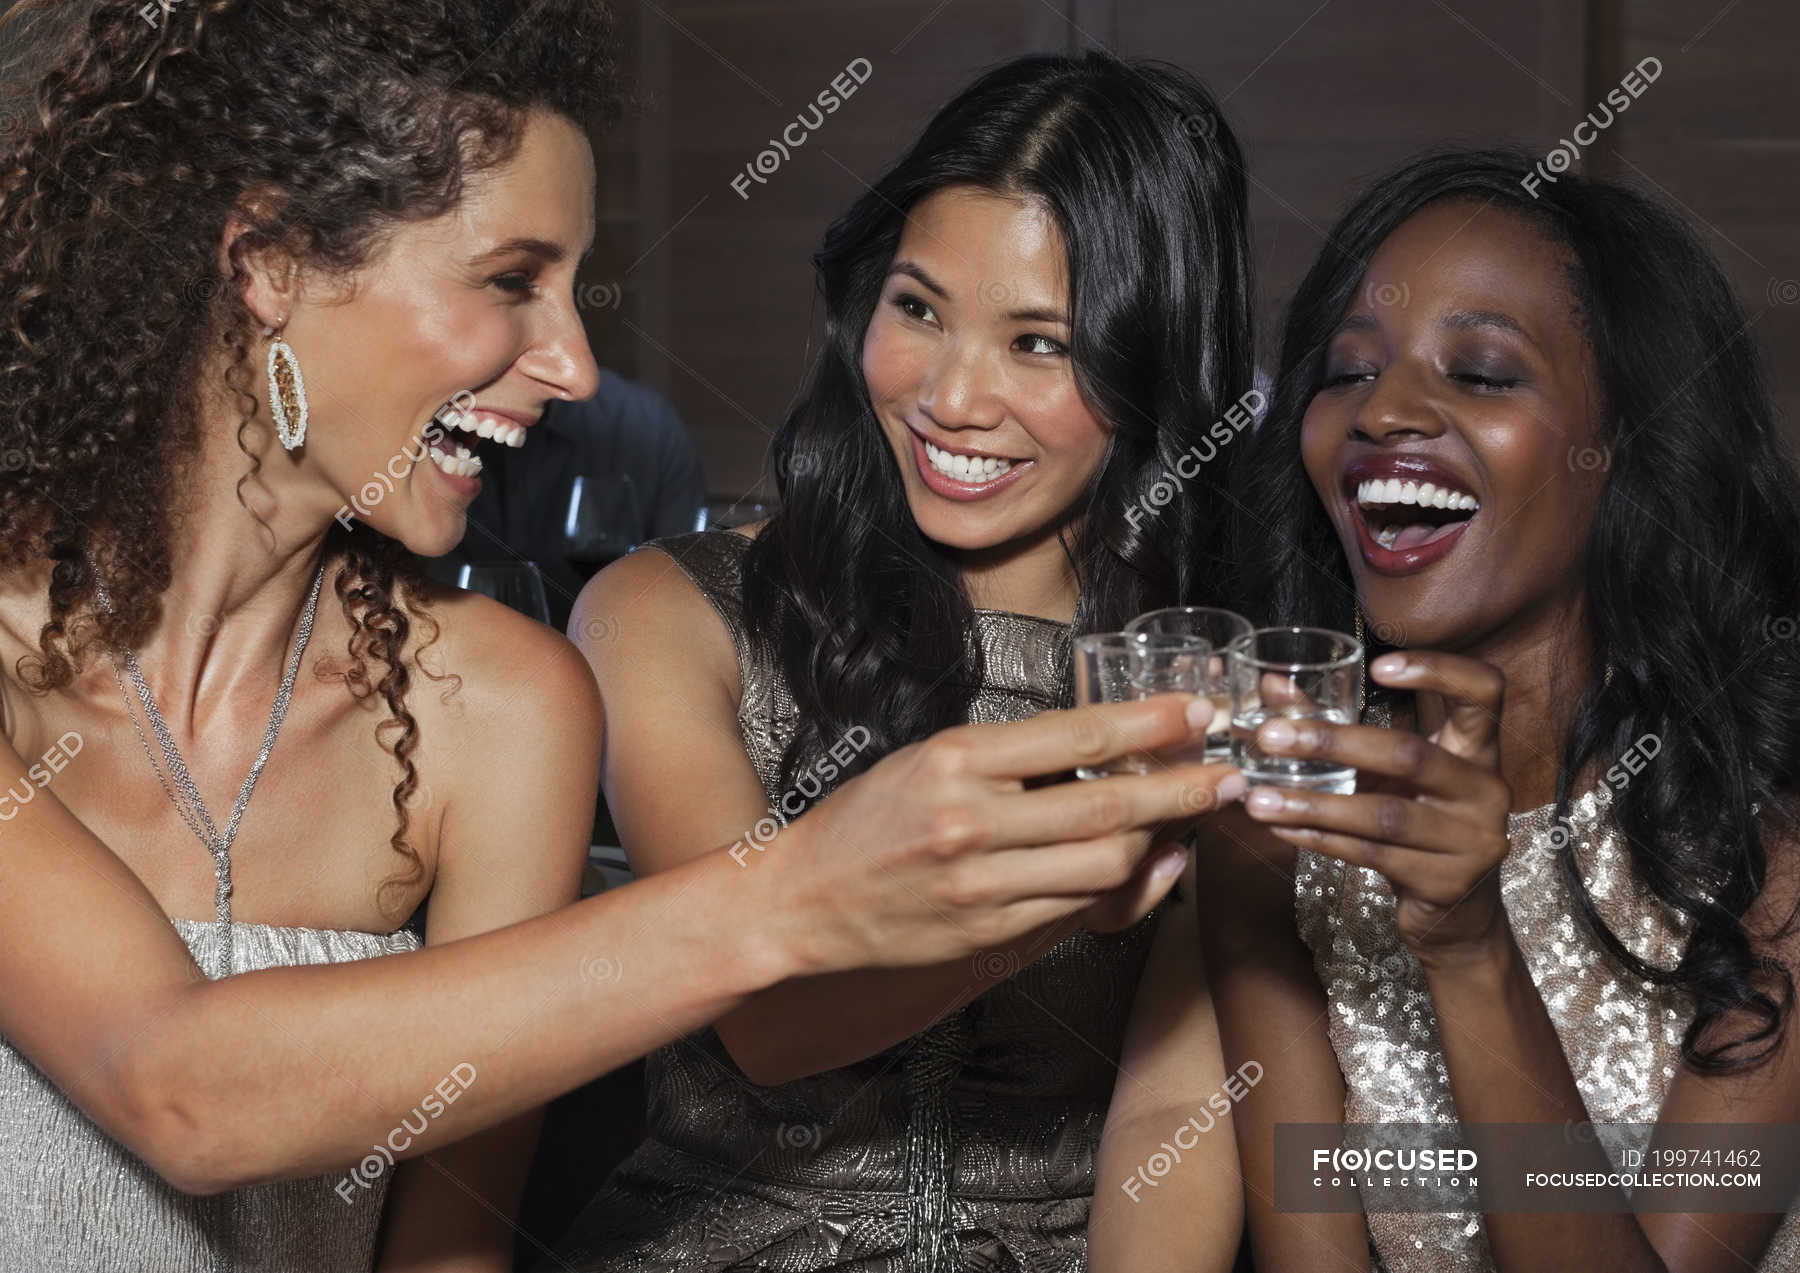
[0,3,1234,1270]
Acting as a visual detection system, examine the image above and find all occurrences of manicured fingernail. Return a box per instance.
[1372,654,1410,677]
[1246,787,1285,814]
[1185,696,1214,732]
[1152,847,1187,882]
[1218,773,1247,803]
[1260,718,1296,748]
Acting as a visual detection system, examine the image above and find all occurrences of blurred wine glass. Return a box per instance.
[562,473,646,577]
[455,561,552,624]
[700,498,774,531]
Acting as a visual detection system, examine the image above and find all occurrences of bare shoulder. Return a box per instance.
[568,537,744,707]
[401,573,600,742]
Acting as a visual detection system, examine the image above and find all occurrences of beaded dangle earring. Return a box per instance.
[265,323,308,451]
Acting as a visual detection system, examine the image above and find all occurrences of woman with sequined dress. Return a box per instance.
[1191,149,1800,1272]
[555,52,1256,1273]
[0,6,1233,1270]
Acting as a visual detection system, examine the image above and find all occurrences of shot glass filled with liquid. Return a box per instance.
[1225,626,1363,793]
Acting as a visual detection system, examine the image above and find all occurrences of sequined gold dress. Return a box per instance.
[0,917,420,1272]
[550,529,1156,1273]
[1295,701,1800,1271]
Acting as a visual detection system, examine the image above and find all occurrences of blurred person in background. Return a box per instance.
[443,368,706,630]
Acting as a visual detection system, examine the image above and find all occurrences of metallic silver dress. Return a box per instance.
[552,529,1157,1272]
[1295,701,1800,1271]
[0,917,420,1272]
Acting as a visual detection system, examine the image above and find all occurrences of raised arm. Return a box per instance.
[1194,808,1372,1273]
[572,544,1232,1085]
[1089,852,1244,1273]
[0,630,1231,1197]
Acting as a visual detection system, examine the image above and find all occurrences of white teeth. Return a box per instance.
[428,442,483,478]
[924,439,1012,484]
[1356,477,1479,512]
[442,408,530,449]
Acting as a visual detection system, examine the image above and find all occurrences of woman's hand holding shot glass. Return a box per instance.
[1070,624,1249,886]
[1240,647,1515,964]
[798,692,1247,952]
[1071,612,1515,959]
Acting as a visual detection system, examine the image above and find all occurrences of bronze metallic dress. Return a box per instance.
[552,529,1157,1272]
[1295,701,1800,1271]
[0,917,420,1272]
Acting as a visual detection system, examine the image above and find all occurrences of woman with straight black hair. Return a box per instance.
[1178,147,1800,1271]
[562,51,1254,1273]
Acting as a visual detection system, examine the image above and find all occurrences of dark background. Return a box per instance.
[573,0,1800,502]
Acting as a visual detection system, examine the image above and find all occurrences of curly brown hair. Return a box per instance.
[0,0,615,911]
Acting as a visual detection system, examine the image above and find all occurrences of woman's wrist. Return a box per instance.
[722,820,830,984]
[611,840,812,996]
[1414,917,1522,988]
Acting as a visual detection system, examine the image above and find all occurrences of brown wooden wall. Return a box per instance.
[576,0,1799,498]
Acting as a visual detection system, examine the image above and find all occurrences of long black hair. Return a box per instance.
[742,51,1253,793]
[1234,146,1800,1072]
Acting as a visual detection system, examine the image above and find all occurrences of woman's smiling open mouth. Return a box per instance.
[909,427,1034,502]
[1345,455,1480,575]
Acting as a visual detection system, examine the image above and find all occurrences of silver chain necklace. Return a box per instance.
[94,556,328,981]
[90,553,326,1273]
